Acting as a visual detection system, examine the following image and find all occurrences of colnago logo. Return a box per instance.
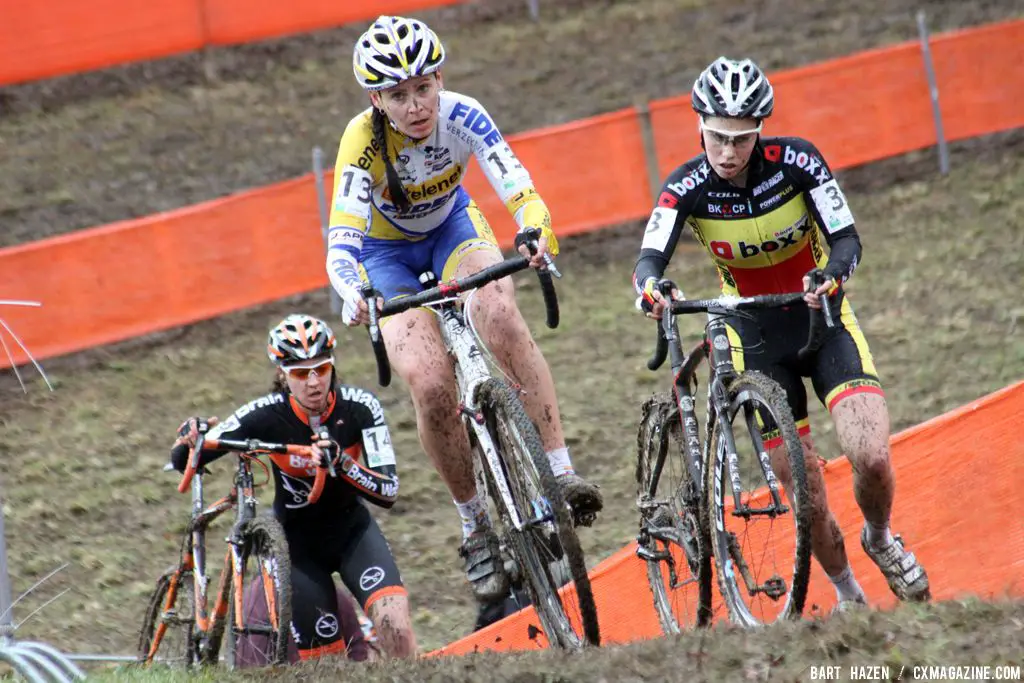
[752,171,784,197]
[666,162,711,197]
[783,146,830,183]
[709,215,811,260]
[338,387,385,425]
[449,102,503,147]
[708,191,741,199]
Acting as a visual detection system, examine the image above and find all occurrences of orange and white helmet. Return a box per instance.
[267,314,336,366]
[352,15,446,91]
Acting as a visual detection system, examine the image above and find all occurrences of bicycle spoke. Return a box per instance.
[707,373,811,627]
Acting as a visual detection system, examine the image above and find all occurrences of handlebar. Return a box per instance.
[647,269,837,371]
[362,229,560,388]
[177,435,332,504]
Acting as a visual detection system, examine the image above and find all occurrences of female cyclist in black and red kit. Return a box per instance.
[170,314,415,660]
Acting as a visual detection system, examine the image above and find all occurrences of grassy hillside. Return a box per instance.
[1,130,1021,664]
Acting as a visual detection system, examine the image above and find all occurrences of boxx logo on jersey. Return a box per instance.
[708,215,812,260]
[449,103,503,147]
[666,162,711,197]
[765,144,830,183]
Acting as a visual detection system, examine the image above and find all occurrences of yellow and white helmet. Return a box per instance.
[353,16,446,92]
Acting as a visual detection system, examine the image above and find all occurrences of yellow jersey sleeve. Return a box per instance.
[329,110,383,234]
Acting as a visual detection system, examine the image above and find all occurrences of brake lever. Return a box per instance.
[540,252,562,279]
[317,427,337,479]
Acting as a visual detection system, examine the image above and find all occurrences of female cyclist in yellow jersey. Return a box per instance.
[325,16,602,605]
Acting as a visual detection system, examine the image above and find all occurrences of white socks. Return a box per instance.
[455,495,490,540]
[456,447,575,539]
[828,565,866,602]
[864,520,895,549]
[547,447,574,477]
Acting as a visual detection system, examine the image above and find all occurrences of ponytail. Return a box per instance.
[372,107,412,215]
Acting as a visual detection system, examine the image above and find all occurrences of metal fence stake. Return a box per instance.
[313,146,344,317]
[917,10,950,176]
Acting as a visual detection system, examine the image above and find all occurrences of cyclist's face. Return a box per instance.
[373,73,443,140]
[284,355,333,412]
[702,116,760,180]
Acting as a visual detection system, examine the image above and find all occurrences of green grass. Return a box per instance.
[77,599,1024,681]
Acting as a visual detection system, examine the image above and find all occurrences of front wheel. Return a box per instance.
[478,378,600,649]
[137,566,198,667]
[221,516,293,668]
[705,371,812,627]
[635,394,713,635]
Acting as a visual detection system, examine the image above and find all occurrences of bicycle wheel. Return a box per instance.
[705,371,812,627]
[635,394,713,635]
[137,566,198,667]
[222,516,293,668]
[478,378,600,649]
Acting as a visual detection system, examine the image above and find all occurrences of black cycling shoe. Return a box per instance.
[556,472,603,527]
[459,527,510,602]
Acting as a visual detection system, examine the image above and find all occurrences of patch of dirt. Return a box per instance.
[1,0,1019,246]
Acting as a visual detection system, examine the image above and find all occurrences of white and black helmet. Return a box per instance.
[692,57,774,119]
[267,314,336,366]
[353,15,446,91]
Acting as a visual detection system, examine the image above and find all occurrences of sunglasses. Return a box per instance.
[701,120,763,147]
[282,358,333,380]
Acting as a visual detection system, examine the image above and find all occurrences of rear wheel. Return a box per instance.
[635,394,713,635]
[478,378,600,649]
[222,517,293,668]
[137,566,198,667]
[705,371,811,627]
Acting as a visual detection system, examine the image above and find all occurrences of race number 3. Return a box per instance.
[809,179,855,233]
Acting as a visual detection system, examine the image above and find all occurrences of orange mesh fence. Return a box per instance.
[462,108,652,245]
[0,0,205,85]
[0,176,324,365]
[432,380,1024,654]
[203,0,463,46]
[649,41,935,180]
[0,0,463,86]
[930,20,1024,141]
[2,20,1022,368]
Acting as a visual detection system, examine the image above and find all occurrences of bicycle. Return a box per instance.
[137,427,333,668]
[358,230,601,649]
[635,271,834,631]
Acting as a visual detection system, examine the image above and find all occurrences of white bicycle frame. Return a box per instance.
[425,295,532,531]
